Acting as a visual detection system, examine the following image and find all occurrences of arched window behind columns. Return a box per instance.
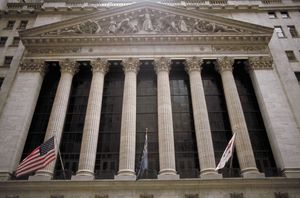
[233,60,278,177]
[135,60,159,179]
[170,60,199,178]
[202,61,240,177]
[54,62,92,179]
[18,62,60,180]
[94,61,123,179]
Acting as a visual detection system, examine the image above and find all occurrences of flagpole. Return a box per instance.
[54,135,66,179]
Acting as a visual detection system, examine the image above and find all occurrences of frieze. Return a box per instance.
[20,59,46,74]
[248,56,273,70]
[27,47,81,55]
[213,45,269,53]
[40,9,252,36]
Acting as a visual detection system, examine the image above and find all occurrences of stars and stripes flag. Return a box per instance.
[215,133,236,171]
[137,129,148,179]
[15,136,56,177]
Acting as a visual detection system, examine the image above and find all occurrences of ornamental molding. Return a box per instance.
[60,59,79,75]
[20,59,46,74]
[154,57,171,73]
[122,58,140,73]
[19,2,273,48]
[184,57,203,74]
[216,57,234,73]
[91,58,109,74]
[248,56,273,70]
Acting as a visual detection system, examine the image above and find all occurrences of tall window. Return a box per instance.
[0,37,8,47]
[288,26,298,37]
[285,50,298,62]
[4,56,13,67]
[0,77,3,89]
[19,62,60,180]
[19,20,28,29]
[95,61,124,179]
[11,37,20,46]
[234,61,278,177]
[202,61,240,177]
[294,72,300,85]
[135,61,159,179]
[6,21,15,29]
[170,60,199,178]
[54,62,92,179]
[274,26,286,38]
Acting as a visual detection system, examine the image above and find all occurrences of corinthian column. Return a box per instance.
[72,59,109,180]
[30,59,79,181]
[155,57,179,180]
[216,57,263,178]
[185,57,221,179]
[115,58,139,180]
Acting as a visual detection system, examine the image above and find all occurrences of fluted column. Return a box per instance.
[185,57,221,179]
[155,57,179,180]
[115,58,139,180]
[72,59,109,180]
[216,57,263,178]
[30,59,79,180]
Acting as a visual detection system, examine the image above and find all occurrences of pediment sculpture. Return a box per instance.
[41,9,252,36]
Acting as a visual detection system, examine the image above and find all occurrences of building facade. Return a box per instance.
[0,0,300,197]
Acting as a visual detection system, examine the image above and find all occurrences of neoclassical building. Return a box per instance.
[0,0,300,198]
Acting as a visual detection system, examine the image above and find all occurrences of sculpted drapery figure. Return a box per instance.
[142,12,154,32]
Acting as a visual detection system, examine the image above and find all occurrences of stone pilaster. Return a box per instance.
[115,58,139,180]
[248,56,300,178]
[30,59,79,181]
[185,57,221,179]
[0,59,46,180]
[216,57,263,178]
[72,58,109,181]
[154,57,179,180]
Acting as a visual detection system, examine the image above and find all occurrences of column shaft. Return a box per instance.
[155,57,179,180]
[217,57,262,178]
[115,58,139,180]
[31,59,78,180]
[73,59,108,180]
[185,57,221,179]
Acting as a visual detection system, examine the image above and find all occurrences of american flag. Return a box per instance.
[137,130,148,179]
[16,136,56,177]
[215,133,236,170]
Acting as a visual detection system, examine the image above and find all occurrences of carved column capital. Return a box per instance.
[91,58,109,74]
[248,56,273,71]
[60,59,79,75]
[122,58,140,73]
[154,57,171,73]
[20,59,46,74]
[216,57,234,73]
[184,57,203,74]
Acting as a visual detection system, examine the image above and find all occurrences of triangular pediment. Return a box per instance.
[20,1,273,47]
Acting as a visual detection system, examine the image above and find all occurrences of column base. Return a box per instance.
[200,168,222,179]
[241,168,265,178]
[282,168,300,178]
[0,171,12,181]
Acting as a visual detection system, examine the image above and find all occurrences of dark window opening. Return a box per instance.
[17,62,60,180]
[11,37,20,46]
[170,60,199,178]
[288,25,298,37]
[18,20,28,29]
[268,11,277,19]
[54,62,92,179]
[6,21,15,29]
[0,37,8,47]
[135,60,159,179]
[233,60,278,177]
[4,56,13,67]
[94,61,124,179]
[0,77,4,89]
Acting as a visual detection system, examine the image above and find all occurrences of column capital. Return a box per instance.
[60,59,79,75]
[20,59,47,74]
[90,58,109,74]
[122,58,140,73]
[248,56,273,71]
[216,57,234,73]
[154,57,171,73]
[184,57,203,74]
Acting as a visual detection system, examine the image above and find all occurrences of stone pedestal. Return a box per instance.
[185,57,222,179]
[115,58,139,180]
[155,57,179,180]
[73,59,109,181]
[216,57,263,178]
[30,59,78,180]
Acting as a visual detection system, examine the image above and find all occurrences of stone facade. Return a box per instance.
[0,0,300,198]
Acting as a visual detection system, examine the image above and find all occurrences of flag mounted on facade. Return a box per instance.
[15,136,56,177]
[137,129,148,179]
[215,133,236,171]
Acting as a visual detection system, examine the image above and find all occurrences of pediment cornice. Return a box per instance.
[20,1,273,47]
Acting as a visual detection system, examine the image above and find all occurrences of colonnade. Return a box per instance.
[27,56,271,180]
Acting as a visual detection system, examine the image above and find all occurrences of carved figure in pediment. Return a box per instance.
[141,12,154,32]
[108,19,118,34]
[178,16,188,32]
[78,20,102,34]
[156,14,179,33]
[117,17,139,33]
